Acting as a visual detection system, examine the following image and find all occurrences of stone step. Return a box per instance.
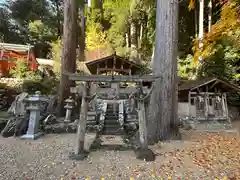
[105,121,118,124]
[106,110,119,113]
[106,111,119,114]
[88,111,97,116]
[105,117,119,121]
[100,131,124,135]
[104,123,119,126]
[125,118,138,123]
[100,128,124,135]
[104,123,121,128]
[104,120,119,125]
[105,113,118,117]
[106,106,119,109]
[86,120,97,125]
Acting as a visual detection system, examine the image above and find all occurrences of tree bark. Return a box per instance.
[194,0,198,38]
[126,23,131,48]
[198,0,204,63]
[199,0,204,46]
[130,21,138,63]
[57,0,78,116]
[78,1,86,62]
[208,0,212,33]
[147,0,178,143]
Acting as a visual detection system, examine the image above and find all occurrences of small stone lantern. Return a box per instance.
[21,91,48,140]
[64,96,74,122]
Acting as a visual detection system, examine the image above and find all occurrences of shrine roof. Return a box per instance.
[0,43,33,53]
[179,77,240,92]
[84,54,146,75]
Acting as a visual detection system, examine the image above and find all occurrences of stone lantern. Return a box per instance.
[64,96,74,122]
[21,91,48,140]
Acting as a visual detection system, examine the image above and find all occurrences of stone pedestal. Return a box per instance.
[21,91,47,140]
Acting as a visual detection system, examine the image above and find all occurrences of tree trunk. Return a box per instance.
[126,23,131,48]
[194,0,198,38]
[130,21,138,63]
[199,0,204,46]
[56,1,62,37]
[78,1,86,62]
[147,0,178,143]
[198,0,204,63]
[208,0,212,33]
[57,0,78,116]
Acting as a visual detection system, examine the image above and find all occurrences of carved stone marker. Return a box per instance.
[21,91,47,140]
[64,96,74,122]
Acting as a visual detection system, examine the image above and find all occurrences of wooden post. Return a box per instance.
[188,92,191,117]
[138,96,148,150]
[97,64,99,75]
[204,93,209,119]
[113,55,116,69]
[75,82,88,155]
[222,93,228,118]
[224,93,228,119]
[129,64,132,75]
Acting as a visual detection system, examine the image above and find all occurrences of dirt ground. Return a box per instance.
[0,122,240,180]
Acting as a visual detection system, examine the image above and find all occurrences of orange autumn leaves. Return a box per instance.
[185,133,240,179]
[193,2,240,65]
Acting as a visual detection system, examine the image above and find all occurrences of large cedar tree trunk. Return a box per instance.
[208,0,212,32]
[57,0,78,116]
[78,1,85,62]
[130,21,138,63]
[199,0,204,46]
[147,0,178,143]
[194,0,198,38]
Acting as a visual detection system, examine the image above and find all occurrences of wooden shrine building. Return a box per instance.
[0,43,38,76]
[178,77,240,121]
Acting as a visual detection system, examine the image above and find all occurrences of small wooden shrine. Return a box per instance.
[85,53,143,75]
[84,53,148,90]
[66,54,156,160]
[178,77,240,121]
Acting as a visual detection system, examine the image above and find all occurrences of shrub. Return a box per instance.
[9,59,29,78]
[22,77,58,95]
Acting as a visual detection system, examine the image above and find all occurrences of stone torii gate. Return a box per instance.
[65,72,159,160]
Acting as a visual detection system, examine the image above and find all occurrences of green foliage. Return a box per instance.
[103,0,130,50]
[9,58,42,80]
[51,39,61,75]
[8,58,58,94]
[22,77,58,94]
[0,83,7,89]
[28,20,55,43]
[9,59,29,78]
[192,1,240,84]
[178,55,197,80]
[86,22,108,51]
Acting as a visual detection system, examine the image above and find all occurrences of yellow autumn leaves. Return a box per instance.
[188,0,195,10]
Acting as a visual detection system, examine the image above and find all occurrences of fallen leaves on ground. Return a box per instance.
[148,132,240,179]
[186,133,240,179]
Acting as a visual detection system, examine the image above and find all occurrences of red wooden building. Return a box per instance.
[0,43,38,77]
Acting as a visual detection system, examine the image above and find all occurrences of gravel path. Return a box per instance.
[1,131,239,180]
[0,134,193,180]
